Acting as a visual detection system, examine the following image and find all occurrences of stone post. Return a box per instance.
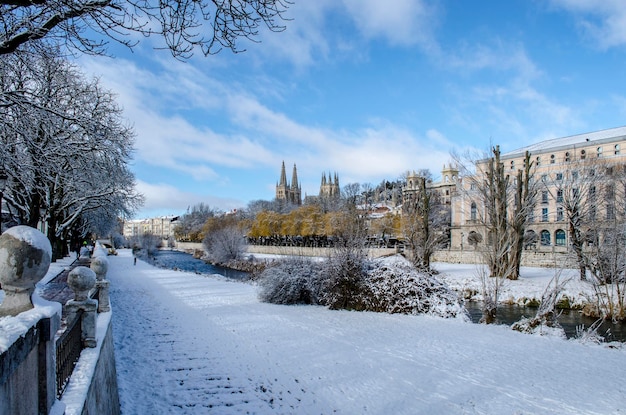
[0,225,52,317]
[66,266,97,348]
[90,255,110,313]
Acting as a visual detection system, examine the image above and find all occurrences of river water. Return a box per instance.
[152,249,249,280]
[154,250,625,342]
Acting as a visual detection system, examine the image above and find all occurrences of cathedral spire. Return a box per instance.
[279,161,288,186]
[291,164,299,189]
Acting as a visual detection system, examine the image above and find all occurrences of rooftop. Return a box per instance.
[503,126,626,157]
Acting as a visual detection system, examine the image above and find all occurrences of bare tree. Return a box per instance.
[202,211,248,264]
[174,203,218,242]
[456,146,535,280]
[402,172,450,272]
[0,0,292,58]
[509,151,536,280]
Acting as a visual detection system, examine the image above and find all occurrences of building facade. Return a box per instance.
[403,165,459,206]
[450,126,626,251]
[122,215,179,240]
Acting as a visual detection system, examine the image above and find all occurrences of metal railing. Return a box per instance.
[55,309,84,398]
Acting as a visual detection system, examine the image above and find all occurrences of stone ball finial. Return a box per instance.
[68,266,96,302]
[90,255,109,281]
[0,226,52,316]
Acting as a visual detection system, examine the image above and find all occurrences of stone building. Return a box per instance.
[450,126,626,251]
[403,165,459,206]
[276,161,302,205]
[319,172,340,198]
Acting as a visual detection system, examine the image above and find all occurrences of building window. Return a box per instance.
[597,146,603,157]
[470,183,477,191]
[542,191,549,204]
[510,160,515,170]
[581,149,586,160]
[536,156,541,166]
[542,208,549,222]
[528,209,534,223]
[550,154,555,164]
[541,230,551,246]
[555,172,563,181]
[606,184,614,200]
[607,204,615,220]
[615,144,620,155]
[555,230,566,246]
[572,171,578,180]
[565,152,571,162]
[470,202,477,221]
[556,189,563,203]
[541,174,548,182]
[557,206,564,221]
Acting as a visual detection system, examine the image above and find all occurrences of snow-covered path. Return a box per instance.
[108,249,626,414]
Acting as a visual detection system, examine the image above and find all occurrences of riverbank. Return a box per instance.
[173,243,602,314]
[109,249,626,414]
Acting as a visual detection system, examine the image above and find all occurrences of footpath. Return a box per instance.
[106,249,626,415]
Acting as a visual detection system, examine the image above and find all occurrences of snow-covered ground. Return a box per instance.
[107,249,626,414]
[434,262,592,307]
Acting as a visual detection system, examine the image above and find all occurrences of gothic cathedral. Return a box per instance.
[275,162,341,205]
[276,161,302,205]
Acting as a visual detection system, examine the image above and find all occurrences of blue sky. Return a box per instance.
[76,0,626,219]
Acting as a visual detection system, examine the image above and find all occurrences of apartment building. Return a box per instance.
[450,126,626,251]
[122,215,179,240]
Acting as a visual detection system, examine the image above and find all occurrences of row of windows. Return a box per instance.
[467,229,567,246]
[469,202,619,222]
[509,145,622,169]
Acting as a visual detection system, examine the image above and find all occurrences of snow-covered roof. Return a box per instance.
[503,126,626,158]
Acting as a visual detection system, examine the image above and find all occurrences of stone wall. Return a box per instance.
[175,241,576,268]
[432,248,577,268]
[0,317,58,415]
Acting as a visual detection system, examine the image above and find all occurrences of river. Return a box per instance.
[154,249,625,342]
[151,249,249,280]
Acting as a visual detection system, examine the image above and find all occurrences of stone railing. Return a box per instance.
[0,226,119,415]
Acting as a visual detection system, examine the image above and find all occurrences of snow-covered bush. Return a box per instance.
[323,248,371,310]
[258,258,326,305]
[511,273,568,338]
[363,260,467,319]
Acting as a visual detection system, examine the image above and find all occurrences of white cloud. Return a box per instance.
[549,0,626,49]
[135,180,242,217]
[341,0,439,49]
[445,41,541,82]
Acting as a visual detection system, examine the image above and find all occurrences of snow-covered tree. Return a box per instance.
[0,46,142,258]
[0,0,292,58]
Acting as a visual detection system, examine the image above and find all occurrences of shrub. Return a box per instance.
[258,258,326,305]
[322,248,371,311]
[363,260,466,319]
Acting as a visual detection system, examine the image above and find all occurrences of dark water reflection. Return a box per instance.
[152,249,249,280]
[465,302,626,342]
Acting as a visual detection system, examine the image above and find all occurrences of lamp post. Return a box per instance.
[0,172,7,234]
